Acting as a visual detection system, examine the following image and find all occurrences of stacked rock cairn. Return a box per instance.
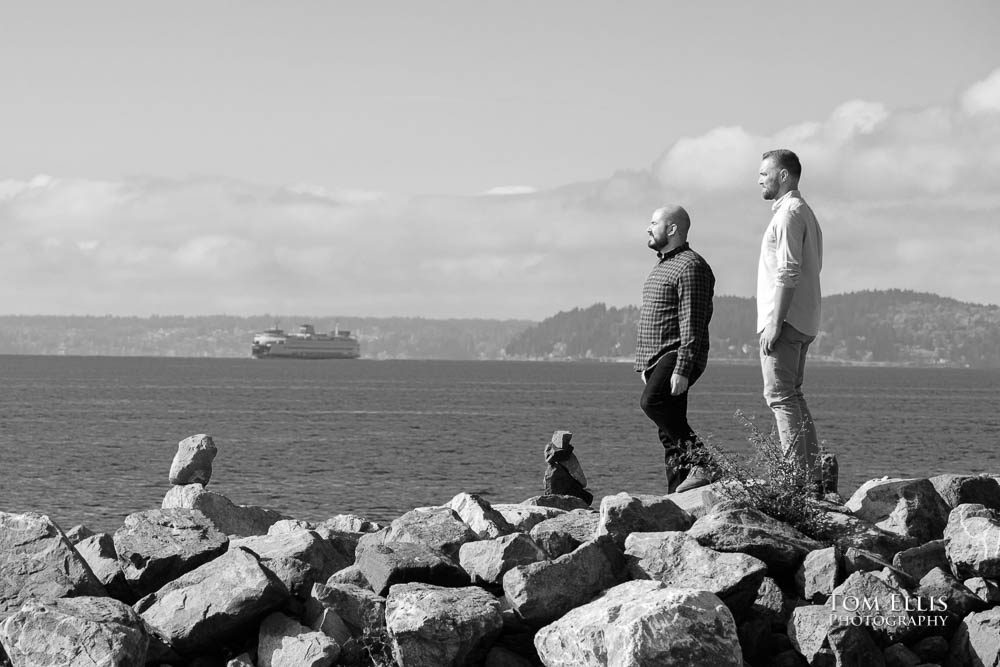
[1,431,1000,666]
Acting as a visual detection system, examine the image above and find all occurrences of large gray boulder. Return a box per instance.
[231,529,353,599]
[947,607,1000,667]
[624,531,766,617]
[459,533,548,586]
[596,493,693,545]
[306,583,386,635]
[826,624,884,667]
[916,567,986,622]
[326,564,370,589]
[842,546,910,584]
[385,583,503,667]
[267,519,318,534]
[267,521,359,566]
[355,541,469,596]
[800,546,841,603]
[113,508,228,598]
[666,481,729,518]
[307,603,352,648]
[503,539,624,626]
[929,473,1000,511]
[162,483,285,536]
[944,503,998,527]
[891,539,949,582]
[874,563,915,592]
[965,576,1000,604]
[64,524,95,545]
[830,571,923,645]
[751,576,793,629]
[492,504,565,533]
[943,503,1000,579]
[522,494,590,511]
[788,604,846,664]
[529,509,600,558]
[135,547,288,655]
[687,507,824,573]
[0,596,148,666]
[534,581,742,667]
[845,478,951,542]
[74,532,132,602]
[447,493,515,539]
[0,511,106,615]
[257,611,339,667]
[821,510,918,563]
[379,508,478,560]
[317,514,382,534]
[168,433,218,486]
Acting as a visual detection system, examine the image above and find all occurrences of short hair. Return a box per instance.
[762,149,802,180]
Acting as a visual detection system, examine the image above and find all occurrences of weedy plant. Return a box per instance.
[702,410,836,544]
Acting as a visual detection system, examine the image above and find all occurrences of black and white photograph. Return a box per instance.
[1,2,999,665]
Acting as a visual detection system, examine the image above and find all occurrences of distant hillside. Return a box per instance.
[3,290,997,366]
[501,290,1000,368]
[0,315,532,360]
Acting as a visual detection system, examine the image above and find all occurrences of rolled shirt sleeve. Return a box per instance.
[772,209,806,288]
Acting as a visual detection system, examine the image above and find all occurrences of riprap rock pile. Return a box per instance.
[2,436,1000,666]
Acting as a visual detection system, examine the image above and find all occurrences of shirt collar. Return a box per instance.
[657,242,690,261]
[771,189,800,212]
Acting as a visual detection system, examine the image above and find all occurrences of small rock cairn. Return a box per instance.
[2,432,1000,666]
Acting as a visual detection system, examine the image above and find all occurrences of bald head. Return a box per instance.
[654,205,690,235]
[647,205,691,253]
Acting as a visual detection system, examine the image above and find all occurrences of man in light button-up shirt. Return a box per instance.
[756,149,824,488]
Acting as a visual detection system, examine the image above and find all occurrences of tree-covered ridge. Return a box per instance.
[0,290,996,366]
[501,290,1000,368]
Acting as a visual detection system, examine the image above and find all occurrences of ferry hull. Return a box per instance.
[252,345,360,360]
[251,323,360,359]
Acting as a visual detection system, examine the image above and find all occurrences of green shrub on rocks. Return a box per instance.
[704,411,835,544]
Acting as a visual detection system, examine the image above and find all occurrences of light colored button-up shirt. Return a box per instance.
[756,190,823,336]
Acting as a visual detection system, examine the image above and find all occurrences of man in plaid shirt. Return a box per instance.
[636,205,716,493]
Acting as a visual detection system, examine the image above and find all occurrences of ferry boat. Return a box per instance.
[251,324,361,359]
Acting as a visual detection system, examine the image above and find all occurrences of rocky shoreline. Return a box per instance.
[2,434,1000,666]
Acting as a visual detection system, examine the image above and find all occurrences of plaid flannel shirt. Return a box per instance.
[635,243,715,377]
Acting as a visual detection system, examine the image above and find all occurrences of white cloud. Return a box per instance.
[825,100,889,141]
[654,125,762,193]
[961,66,1000,115]
[481,185,538,196]
[654,70,1000,205]
[1,68,999,317]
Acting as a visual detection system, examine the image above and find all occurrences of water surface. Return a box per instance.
[2,356,997,532]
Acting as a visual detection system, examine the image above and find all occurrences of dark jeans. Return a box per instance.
[639,357,705,492]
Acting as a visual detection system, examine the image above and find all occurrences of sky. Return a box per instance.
[1,1,998,319]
